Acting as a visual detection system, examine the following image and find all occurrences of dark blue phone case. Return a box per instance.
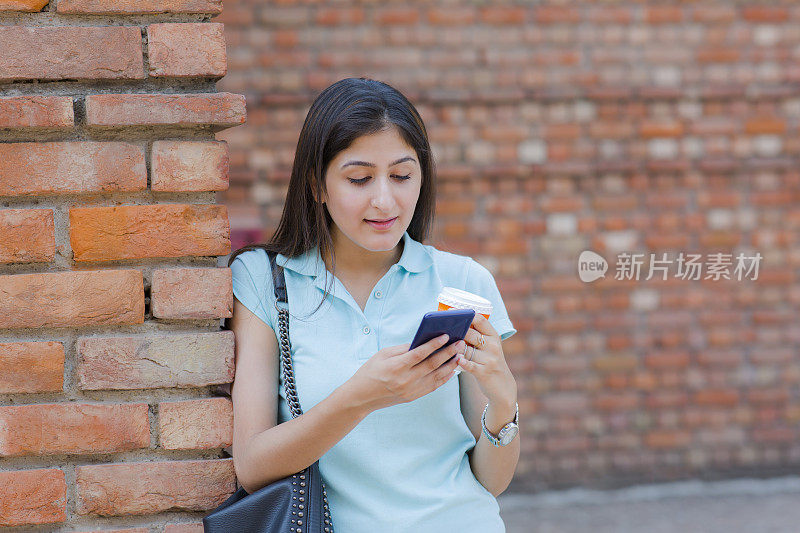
[409,309,476,353]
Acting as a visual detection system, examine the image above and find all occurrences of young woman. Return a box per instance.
[228,77,520,532]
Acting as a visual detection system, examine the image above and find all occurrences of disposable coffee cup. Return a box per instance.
[436,287,493,374]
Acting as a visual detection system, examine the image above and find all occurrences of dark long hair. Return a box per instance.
[228,77,437,318]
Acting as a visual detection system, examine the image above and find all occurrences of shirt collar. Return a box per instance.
[277,230,433,278]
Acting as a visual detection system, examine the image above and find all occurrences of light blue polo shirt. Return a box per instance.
[231,230,517,533]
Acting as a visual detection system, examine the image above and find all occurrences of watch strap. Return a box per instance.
[481,402,519,447]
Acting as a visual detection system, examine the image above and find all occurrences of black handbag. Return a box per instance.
[204,251,334,533]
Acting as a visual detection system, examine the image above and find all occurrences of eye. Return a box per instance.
[347,175,412,186]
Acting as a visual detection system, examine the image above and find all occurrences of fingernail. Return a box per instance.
[457,340,465,350]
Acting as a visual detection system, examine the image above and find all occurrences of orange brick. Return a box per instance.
[151,140,229,192]
[77,331,234,390]
[535,6,580,24]
[85,93,246,128]
[0,342,64,393]
[159,398,233,450]
[545,123,581,140]
[0,403,149,456]
[57,0,222,14]
[0,142,146,197]
[0,270,143,329]
[0,26,143,81]
[0,96,73,129]
[315,7,365,25]
[151,267,232,319]
[695,389,739,407]
[640,121,684,138]
[645,6,683,24]
[426,7,476,25]
[742,7,789,22]
[375,8,419,25]
[147,23,226,78]
[0,209,54,263]
[0,0,48,12]
[76,459,235,516]
[745,118,786,135]
[480,6,526,25]
[697,48,740,63]
[69,204,230,261]
[692,6,736,23]
[0,469,66,526]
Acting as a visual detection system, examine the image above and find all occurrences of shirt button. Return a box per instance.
[362,326,371,335]
[374,290,382,299]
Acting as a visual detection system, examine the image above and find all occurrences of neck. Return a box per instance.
[323,229,404,278]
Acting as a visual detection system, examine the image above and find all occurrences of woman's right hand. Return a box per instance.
[348,334,465,412]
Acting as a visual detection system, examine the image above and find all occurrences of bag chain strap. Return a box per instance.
[276,287,333,531]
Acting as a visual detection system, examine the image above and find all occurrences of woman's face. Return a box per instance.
[322,126,422,254]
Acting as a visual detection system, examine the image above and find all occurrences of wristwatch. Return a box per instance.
[481,402,519,447]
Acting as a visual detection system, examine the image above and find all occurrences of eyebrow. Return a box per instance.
[340,156,416,169]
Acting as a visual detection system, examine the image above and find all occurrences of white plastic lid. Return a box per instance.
[437,286,493,315]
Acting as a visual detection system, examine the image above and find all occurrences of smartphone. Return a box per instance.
[409,309,476,357]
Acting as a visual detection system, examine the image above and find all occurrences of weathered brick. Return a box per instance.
[74,529,148,533]
[0,0,48,12]
[151,268,232,319]
[0,403,149,456]
[0,209,54,264]
[85,93,246,128]
[76,459,235,516]
[151,140,229,192]
[158,398,233,450]
[0,469,66,526]
[164,524,204,533]
[0,26,144,81]
[0,142,146,197]
[0,342,64,393]
[0,270,143,329]
[77,331,234,390]
[70,204,230,261]
[57,0,222,14]
[0,96,73,130]
[148,23,226,78]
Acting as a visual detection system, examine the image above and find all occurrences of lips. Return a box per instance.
[365,217,397,229]
[366,217,396,223]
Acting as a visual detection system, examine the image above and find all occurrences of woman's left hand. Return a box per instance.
[456,314,517,405]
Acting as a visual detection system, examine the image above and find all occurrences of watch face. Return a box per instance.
[499,424,518,446]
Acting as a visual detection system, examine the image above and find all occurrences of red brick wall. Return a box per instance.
[0,0,241,529]
[217,1,800,491]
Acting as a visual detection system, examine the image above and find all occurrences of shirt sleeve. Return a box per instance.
[230,249,277,331]
[464,257,517,341]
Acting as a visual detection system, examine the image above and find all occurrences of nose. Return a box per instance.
[370,175,395,211]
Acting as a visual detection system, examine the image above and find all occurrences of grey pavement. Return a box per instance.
[498,477,800,533]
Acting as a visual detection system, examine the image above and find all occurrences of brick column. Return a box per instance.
[0,1,243,530]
